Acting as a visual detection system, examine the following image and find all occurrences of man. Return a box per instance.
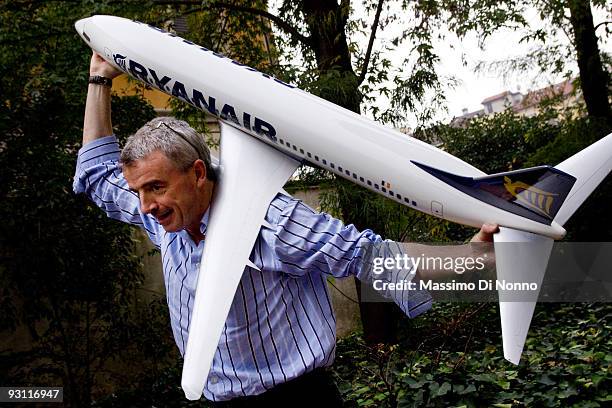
[75,52,497,405]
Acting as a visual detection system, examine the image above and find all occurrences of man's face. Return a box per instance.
[123,150,209,233]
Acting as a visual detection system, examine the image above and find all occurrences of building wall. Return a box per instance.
[290,187,362,337]
[490,97,510,113]
[113,74,172,114]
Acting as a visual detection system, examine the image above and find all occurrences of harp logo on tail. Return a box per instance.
[503,176,557,217]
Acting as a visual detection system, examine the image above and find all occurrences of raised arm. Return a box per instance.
[74,53,161,246]
[83,52,122,145]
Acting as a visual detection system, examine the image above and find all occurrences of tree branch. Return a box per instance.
[340,0,351,23]
[594,21,612,31]
[152,0,312,46]
[214,8,231,51]
[150,6,200,26]
[357,0,384,86]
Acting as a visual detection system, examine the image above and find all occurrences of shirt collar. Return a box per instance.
[178,208,210,245]
[200,208,210,235]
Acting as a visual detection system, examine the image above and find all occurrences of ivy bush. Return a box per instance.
[333,303,611,407]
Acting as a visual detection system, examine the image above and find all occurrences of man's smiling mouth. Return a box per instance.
[157,209,173,223]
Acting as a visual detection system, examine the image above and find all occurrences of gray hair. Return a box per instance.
[120,116,216,181]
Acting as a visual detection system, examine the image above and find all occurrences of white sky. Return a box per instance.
[271,2,611,126]
[361,3,611,126]
[434,8,611,120]
[434,27,567,119]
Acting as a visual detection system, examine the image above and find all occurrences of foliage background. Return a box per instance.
[0,0,610,407]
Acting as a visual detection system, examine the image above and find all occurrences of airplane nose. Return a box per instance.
[74,18,89,37]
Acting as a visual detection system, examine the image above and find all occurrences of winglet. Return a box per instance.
[553,132,612,226]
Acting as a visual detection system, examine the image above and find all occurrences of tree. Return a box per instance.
[0,1,164,405]
[478,0,611,128]
[565,0,611,125]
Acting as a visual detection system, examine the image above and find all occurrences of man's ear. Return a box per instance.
[193,159,207,183]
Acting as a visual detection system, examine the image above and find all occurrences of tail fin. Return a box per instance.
[553,133,612,226]
[412,161,576,224]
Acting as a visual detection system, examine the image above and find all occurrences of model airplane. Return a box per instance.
[75,15,612,400]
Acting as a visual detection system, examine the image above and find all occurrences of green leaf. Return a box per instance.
[458,384,476,395]
[538,375,556,385]
[437,382,451,396]
[496,379,511,390]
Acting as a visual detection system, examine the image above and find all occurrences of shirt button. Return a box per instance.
[209,375,218,384]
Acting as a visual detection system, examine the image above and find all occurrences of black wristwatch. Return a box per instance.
[88,75,113,88]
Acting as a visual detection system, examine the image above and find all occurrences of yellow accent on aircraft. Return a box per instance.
[503,176,557,217]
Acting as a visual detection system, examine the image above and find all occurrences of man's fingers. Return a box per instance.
[482,223,499,235]
[89,51,122,78]
[471,223,499,243]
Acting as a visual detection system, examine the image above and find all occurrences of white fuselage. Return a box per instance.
[76,15,566,239]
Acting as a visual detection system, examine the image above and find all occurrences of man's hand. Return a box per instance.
[469,223,498,273]
[471,223,499,243]
[404,224,499,282]
[89,52,122,78]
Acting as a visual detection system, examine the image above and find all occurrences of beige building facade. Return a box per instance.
[451,78,580,126]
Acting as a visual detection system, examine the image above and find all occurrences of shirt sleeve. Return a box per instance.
[73,135,161,247]
[360,240,433,318]
[271,196,432,318]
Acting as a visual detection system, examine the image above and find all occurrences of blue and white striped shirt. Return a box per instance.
[74,135,431,401]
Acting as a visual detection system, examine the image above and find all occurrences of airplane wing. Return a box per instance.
[181,123,300,400]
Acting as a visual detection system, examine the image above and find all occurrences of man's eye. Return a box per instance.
[152,184,163,192]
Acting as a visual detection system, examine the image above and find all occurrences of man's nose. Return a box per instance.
[140,193,158,214]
